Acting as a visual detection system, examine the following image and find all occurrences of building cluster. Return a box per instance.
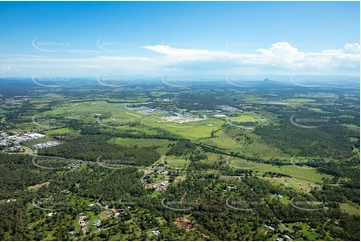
[126,105,167,115]
[107,208,121,218]
[79,216,89,235]
[1,97,30,105]
[153,181,170,191]
[34,141,61,149]
[216,105,242,113]
[265,224,293,241]
[124,103,248,127]
[7,146,22,152]
[143,164,171,187]
[65,163,82,170]
[0,131,46,146]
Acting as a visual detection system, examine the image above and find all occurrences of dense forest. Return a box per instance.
[38,141,161,166]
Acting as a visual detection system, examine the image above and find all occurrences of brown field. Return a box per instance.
[28,181,51,190]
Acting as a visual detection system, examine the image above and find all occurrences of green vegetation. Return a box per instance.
[0,79,359,241]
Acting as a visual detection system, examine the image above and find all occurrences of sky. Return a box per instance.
[0,1,360,78]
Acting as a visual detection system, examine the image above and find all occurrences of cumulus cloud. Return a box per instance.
[143,42,359,74]
[321,43,360,63]
[0,42,359,76]
[344,43,360,54]
[257,42,302,57]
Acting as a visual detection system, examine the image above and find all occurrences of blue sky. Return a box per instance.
[0,1,359,78]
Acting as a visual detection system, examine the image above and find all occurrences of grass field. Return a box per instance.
[339,202,360,215]
[308,107,329,113]
[284,98,316,108]
[109,138,173,156]
[163,155,190,168]
[201,130,291,160]
[230,112,267,123]
[45,128,73,136]
[262,177,322,193]
[229,158,332,183]
[233,114,256,122]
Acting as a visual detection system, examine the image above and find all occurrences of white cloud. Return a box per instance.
[344,43,360,54]
[257,42,302,57]
[143,45,238,61]
[0,42,359,76]
[143,42,359,74]
[144,45,210,57]
[0,66,22,73]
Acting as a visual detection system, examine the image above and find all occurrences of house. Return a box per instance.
[152,230,161,236]
[284,235,292,241]
[264,225,275,231]
[111,208,117,213]
[92,220,102,227]
[275,193,283,199]
[284,183,292,189]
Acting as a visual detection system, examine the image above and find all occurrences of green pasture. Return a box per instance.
[201,130,291,160]
[339,202,360,215]
[261,177,322,193]
[163,155,190,168]
[109,138,173,155]
[229,158,332,183]
[45,128,72,136]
